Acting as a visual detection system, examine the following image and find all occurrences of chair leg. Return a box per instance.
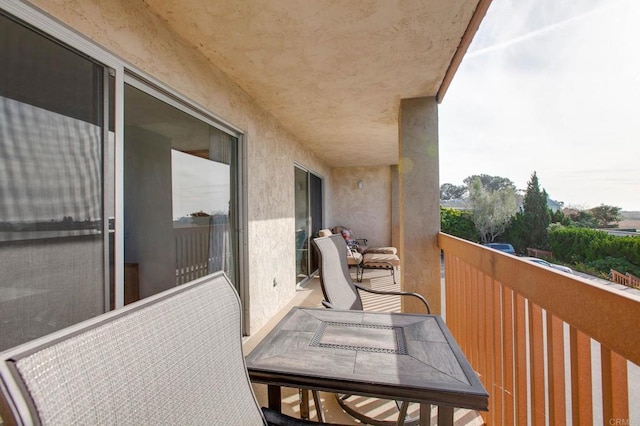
[312,390,325,422]
[335,394,420,426]
[396,401,409,426]
[301,389,326,422]
[359,262,397,284]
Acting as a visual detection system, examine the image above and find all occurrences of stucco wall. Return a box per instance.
[331,166,392,248]
[25,0,331,334]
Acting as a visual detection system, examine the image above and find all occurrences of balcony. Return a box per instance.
[244,233,639,425]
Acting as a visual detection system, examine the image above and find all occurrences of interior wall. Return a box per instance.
[331,166,391,248]
[26,0,332,335]
[124,126,176,298]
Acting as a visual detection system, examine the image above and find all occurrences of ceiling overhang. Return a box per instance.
[141,0,491,167]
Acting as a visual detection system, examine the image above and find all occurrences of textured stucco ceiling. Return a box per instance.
[141,0,482,167]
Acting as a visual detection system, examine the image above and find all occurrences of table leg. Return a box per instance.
[267,385,282,412]
[419,403,431,426]
[299,389,310,420]
[438,405,454,426]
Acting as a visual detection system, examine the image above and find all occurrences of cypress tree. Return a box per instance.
[522,171,551,250]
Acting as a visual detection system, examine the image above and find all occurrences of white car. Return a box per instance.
[522,257,574,274]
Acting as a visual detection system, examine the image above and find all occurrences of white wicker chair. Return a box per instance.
[0,271,332,425]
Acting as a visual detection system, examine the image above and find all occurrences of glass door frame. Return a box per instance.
[122,72,248,320]
[294,164,323,285]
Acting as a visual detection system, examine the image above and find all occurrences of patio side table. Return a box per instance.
[245,307,488,426]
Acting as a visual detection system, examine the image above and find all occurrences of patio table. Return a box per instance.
[245,307,488,426]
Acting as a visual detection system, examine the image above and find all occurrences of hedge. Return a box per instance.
[548,226,640,274]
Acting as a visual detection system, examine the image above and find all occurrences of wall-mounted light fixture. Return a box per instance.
[357,180,364,189]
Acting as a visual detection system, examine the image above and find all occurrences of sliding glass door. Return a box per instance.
[0,13,112,351]
[123,80,241,301]
[294,166,323,284]
[0,7,247,352]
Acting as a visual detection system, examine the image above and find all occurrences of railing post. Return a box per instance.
[546,314,566,425]
[601,348,629,425]
[570,327,593,425]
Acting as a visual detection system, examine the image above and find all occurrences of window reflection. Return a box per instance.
[124,84,238,302]
[0,14,107,351]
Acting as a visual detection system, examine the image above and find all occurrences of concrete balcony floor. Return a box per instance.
[243,268,485,425]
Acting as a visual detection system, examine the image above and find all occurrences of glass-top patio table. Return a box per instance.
[245,307,488,426]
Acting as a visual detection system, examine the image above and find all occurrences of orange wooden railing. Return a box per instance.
[611,269,640,289]
[438,233,639,426]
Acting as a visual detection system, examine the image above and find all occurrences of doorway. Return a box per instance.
[294,166,323,284]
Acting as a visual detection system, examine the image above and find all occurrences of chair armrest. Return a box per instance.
[354,283,431,314]
[321,300,335,309]
[349,245,364,254]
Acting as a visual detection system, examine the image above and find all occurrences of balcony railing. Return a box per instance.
[611,269,640,290]
[174,224,229,285]
[439,232,640,426]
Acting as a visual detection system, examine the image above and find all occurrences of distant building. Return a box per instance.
[547,198,563,213]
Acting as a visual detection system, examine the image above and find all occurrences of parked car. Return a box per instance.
[482,243,516,255]
[522,257,574,274]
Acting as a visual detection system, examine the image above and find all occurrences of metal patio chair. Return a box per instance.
[0,271,337,426]
[311,234,431,425]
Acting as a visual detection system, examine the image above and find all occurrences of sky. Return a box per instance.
[439,0,640,211]
[172,150,230,219]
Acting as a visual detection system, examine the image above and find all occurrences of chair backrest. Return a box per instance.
[312,234,363,310]
[0,271,265,426]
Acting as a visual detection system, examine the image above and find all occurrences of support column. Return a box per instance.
[396,97,440,314]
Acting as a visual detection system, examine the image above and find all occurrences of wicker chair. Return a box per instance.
[311,234,430,425]
[0,271,334,426]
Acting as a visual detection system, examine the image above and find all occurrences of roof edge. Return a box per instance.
[436,0,493,103]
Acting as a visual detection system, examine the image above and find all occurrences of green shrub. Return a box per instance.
[549,226,640,270]
[585,256,640,277]
[548,227,607,262]
[440,207,480,242]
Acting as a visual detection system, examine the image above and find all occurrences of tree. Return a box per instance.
[566,209,600,228]
[520,171,551,249]
[463,174,516,192]
[440,206,479,242]
[468,177,519,243]
[589,204,622,228]
[550,209,571,226]
[440,183,467,201]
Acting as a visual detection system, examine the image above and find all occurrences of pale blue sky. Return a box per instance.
[172,150,230,219]
[440,0,640,211]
